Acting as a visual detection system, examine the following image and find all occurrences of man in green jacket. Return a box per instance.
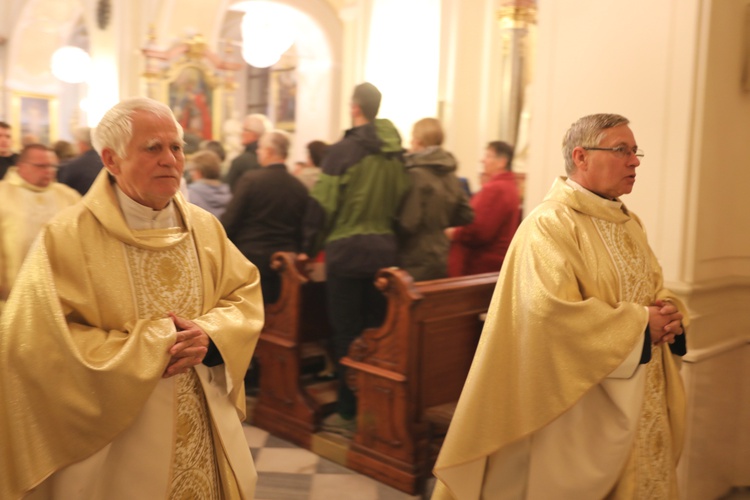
[303,82,409,437]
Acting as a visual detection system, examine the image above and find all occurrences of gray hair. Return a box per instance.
[259,129,291,159]
[243,114,271,136]
[73,127,93,146]
[561,113,629,175]
[93,97,183,158]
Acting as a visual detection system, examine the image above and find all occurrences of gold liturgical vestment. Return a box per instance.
[433,178,687,500]
[0,168,80,310]
[0,170,263,499]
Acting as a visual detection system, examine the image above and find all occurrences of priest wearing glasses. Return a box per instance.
[433,114,687,499]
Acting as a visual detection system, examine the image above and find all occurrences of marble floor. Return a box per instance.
[244,423,435,500]
[244,422,750,500]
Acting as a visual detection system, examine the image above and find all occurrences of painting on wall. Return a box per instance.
[168,65,215,147]
[271,67,296,132]
[10,92,58,150]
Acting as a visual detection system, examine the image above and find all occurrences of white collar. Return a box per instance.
[114,184,180,230]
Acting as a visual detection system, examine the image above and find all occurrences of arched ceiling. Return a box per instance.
[7,0,84,90]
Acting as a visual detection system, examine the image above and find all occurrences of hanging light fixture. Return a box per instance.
[240,2,296,68]
[241,43,282,69]
[50,46,92,83]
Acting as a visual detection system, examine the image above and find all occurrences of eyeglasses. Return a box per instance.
[583,146,644,159]
[24,162,58,170]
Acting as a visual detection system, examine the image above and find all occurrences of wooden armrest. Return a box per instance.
[423,401,458,430]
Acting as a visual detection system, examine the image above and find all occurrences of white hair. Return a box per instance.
[243,114,271,136]
[72,127,93,146]
[260,129,291,159]
[92,97,183,158]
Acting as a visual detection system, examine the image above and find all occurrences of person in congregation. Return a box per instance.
[295,140,329,191]
[52,140,76,163]
[396,117,474,281]
[200,139,227,161]
[199,139,228,173]
[433,113,688,499]
[0,144,80,312]
[446,140,521,277]
[224,113,271,192]
[0,121,19,179]
[186,149,232,218]
[57,127,104,195]
[302,82,409,437]
[221,129,308,304]
[0,97,263,499]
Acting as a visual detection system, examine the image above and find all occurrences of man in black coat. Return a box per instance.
[221,129,308,303]
[224,114,271,192]
[58,127,103,195]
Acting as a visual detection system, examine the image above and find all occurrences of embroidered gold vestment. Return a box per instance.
[432,177,687,500]
[0,170,263,499]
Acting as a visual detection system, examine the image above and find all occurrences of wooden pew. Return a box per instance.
[252,252,335,448]
[340,268,498,494]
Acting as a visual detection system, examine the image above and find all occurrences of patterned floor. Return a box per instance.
[244,424,434,500]
[243,419,750,500]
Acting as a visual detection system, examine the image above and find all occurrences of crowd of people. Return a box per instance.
[0,83,523,440]
[0,83,687,499]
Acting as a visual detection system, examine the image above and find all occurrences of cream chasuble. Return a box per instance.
[0,169,263,500]
[432,177,687,500]
[0,168,80,311]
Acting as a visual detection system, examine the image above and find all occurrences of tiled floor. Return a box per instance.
[244,423,748,500]
[244,424,434,500]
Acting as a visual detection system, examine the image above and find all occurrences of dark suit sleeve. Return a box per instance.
[202,339,224,366]
[220,173,252,238]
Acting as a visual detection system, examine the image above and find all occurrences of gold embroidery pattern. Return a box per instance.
[594,219,672,499]
[126,240,202,318]
[170,370,221,500]
[124,237,220,499]
[592,219,651,305]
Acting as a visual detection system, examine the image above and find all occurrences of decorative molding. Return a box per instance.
[683,336,750,363]
[666,276,750,296]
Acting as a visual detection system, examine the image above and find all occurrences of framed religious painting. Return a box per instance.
[10,92,59,150]
[159,61,222,151]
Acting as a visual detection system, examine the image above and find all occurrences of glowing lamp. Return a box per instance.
[51,46,92,84]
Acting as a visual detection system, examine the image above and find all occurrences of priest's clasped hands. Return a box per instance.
[163,312,210,378]
[647,299,684,345]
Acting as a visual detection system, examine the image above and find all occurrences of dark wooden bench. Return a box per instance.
[251,252,336,448]
[340,268,498,494]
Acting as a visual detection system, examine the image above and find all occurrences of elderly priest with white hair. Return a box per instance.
[0,97,263,499]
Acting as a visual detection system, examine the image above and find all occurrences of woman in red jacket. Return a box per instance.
[447,141,521,276]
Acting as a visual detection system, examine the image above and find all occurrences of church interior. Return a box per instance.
[1,0,749,498]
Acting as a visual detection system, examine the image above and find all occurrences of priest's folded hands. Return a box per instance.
[163,312,211,377]
[648,299,684,345]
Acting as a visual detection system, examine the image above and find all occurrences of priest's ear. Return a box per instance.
[101,148,121,175]
[571,147,588,171]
